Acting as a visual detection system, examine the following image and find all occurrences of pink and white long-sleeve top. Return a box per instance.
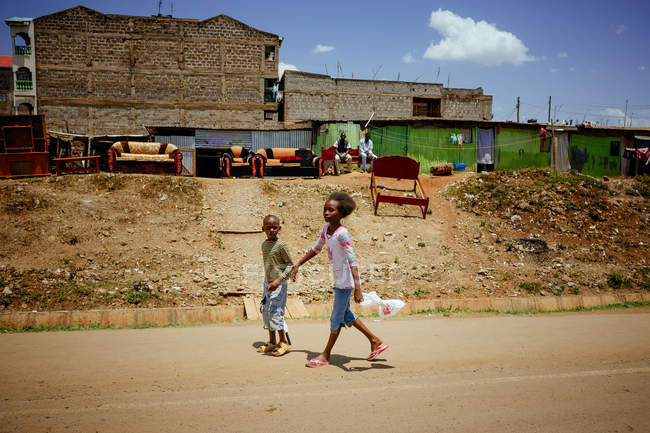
[312,224,357,290]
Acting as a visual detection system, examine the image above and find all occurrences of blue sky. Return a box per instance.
[2,0,649,126]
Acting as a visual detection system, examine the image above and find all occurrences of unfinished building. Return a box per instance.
[280,70,493,122]
[6,6,283,135]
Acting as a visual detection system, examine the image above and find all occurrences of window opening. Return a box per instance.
[413,97,441,117]
[265,45,275,61]
[264,78,277,103]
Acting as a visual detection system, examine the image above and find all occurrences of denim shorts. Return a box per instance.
[330,288,357,332]
[261,280,287,331]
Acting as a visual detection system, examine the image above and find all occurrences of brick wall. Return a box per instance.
[34,6,280,135]
[282,71,492,122]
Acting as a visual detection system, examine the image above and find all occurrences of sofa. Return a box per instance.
[221,145,256,177]
[321,146,362,165]
[254,148,322,178]
[108,141,182,175]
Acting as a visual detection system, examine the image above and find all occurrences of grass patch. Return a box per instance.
[519,281,543,294]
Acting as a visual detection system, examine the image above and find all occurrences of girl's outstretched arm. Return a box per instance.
[290,249,317,281]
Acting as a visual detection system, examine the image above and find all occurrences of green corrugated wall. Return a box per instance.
[314,123,625,177]
[569,134,621,177]
[314,123,360,156]
[495,127,550,170]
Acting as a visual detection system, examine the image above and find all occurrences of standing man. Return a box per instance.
[333,131,352,175]
[359,131,377,172]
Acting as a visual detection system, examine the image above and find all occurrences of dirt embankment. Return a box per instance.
[0,170,648,312]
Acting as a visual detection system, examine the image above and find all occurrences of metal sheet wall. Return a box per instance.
[195,130,252,149]
[154,135,196,149]
[251,130,312,151]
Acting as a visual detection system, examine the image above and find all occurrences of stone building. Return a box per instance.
[5,6,282,135]
[280,70,493,122]
[0,56,13,114]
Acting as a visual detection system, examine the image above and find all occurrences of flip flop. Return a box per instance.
[367,344,388,361]
[305,359,330,368]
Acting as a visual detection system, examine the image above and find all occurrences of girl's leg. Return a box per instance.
[311,329,341,363]
[352,318,383,351]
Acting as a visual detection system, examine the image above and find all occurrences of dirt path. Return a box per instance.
[2,310,649,432]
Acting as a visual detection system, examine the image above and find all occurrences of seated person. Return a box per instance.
[359,132,377,172]
[333,132,352,175]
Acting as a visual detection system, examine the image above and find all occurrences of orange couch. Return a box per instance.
[108,141,182,175]
[221,145,255,177]
[254,148,322,178]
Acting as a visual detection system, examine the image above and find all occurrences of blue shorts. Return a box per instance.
[261,280,287,332]
[330,288,357,332]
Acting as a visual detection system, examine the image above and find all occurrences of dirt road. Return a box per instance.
[2,310,650,432]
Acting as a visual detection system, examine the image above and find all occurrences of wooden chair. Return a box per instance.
[370,156,429,219]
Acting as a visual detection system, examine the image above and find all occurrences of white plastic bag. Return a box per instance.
[361,291,405,318]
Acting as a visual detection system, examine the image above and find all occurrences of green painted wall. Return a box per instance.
[495,127,550,170]
[313,123,360,156]
[407,126,476,172]
[569,134,621,177]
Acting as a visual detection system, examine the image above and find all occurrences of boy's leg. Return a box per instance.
[269,282,289,346]
[361,152,367,171]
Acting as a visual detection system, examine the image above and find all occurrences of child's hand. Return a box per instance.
[290,266,298,282]
[353,288,363,304]
[268,279,280,292]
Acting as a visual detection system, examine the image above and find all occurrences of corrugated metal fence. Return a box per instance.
[155,135,196,176]
[251,130,312,151]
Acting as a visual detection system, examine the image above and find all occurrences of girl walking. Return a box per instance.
[291,192,388,367]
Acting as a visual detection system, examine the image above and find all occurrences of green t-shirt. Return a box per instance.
[261,239,293,283]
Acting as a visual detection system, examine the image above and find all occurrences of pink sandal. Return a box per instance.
[367,344,388,361]
[305,359,330,368]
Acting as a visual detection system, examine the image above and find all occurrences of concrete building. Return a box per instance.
[280,70,493,123]
[0,56,13,114]
[5,17,35,115]
[5,6,283,135]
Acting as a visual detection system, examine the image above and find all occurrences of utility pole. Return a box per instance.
[516,96,520,122]
[547,96,551,123]
[624,98,629,127]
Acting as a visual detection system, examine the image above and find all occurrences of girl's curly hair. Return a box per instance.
[328,192,356,217]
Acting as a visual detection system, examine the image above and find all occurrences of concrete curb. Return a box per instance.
[1,293,649,330]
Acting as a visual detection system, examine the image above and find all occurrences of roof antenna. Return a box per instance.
[325,64,329,75]
[371,64,383,80]
[397,72,400,81]
[435,66,440,81]
[170,0,173,17]
[158,0,162,16]
[414,73,423,82]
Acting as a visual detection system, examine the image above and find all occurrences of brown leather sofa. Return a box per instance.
[254,148,322,178]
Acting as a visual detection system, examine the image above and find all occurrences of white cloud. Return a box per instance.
[569,67,575,72]
[423,9,536,66]
[640,65,646,71]
[558,52,568,58]
[615,24,627,35]
[550,68,558,73]
[541,55,547,61]
[601,108,625,118]
[279,61,298,78]
[402,51,416,64]
[313,44,335,54]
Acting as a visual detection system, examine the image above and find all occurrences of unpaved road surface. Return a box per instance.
[2,310,650,432]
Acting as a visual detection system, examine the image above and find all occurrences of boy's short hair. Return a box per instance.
[328,192,356,217]
[263,214,280,225]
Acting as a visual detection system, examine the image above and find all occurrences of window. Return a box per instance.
[0,94,6,102]
[265,45,276,61]
[610,141,620,157]
[16,67,32,90]
[13,32,31,56]
[264,78,277,103]
[413,97,441,117]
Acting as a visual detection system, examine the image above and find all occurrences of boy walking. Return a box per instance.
[257,214,293,356]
